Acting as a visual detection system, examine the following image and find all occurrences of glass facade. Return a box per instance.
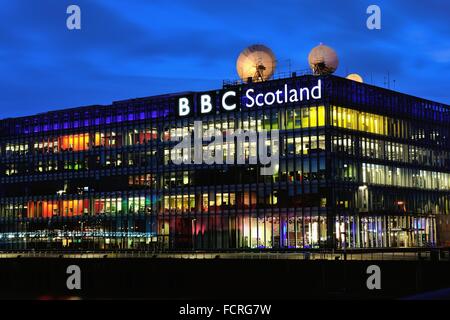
[0,75,449,251]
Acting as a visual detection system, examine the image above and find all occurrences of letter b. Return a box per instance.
[178,97,191,117]
[200,94,213,114]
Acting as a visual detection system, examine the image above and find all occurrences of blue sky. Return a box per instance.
[0,0,449,118]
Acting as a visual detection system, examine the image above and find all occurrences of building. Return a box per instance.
[0,74,449,251]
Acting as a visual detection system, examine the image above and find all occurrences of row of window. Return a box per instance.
[0,190,326,219]
[0,105,167,135]
[0,213,437,250]
[331,135,450,167]
[0,214,327,250]
[332,160,450,190]
[331,106,448,145]
[3,106,448,164]
[1,106,325,157]
[2,182,448,219]
[332,77,449,123]
[4,151,157,175]
[361,163,450,190]
[4,129,158,155]
[3,134,326,176]
[334,215,435,249]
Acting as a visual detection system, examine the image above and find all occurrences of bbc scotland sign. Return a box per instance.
[177,79,323,117]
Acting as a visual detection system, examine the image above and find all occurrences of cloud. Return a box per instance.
[0,0,449,118]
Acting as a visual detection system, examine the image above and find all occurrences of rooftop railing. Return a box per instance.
[223,69,313,88]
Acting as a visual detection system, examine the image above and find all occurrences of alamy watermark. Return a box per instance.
[366,265,381,290]
[64,5,380,32]
[366,5,381,30]
[170,121,279,176]
[66,5,81,30]
[66,265,81,290]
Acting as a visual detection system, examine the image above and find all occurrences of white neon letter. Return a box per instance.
[178,97,190,116]
[200,94,213,114]
[246,89,255,108]
[222,91,237,111]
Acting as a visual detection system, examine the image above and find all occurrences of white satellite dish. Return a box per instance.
[236,44,276,82]
[346,73,364,83]
[308,43,339,75]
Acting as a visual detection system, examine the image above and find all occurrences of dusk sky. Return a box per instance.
[0,0,449,118]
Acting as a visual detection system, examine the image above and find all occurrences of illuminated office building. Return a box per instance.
[0,74,449,250]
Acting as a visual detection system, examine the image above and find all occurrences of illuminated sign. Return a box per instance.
[177,79,322,117]
[177,90,238,117]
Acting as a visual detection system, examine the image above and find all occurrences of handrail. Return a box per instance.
[0,248,448,261]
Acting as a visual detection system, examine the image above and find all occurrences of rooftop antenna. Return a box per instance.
[272,59,292,78]
[255,62,266,81]
[387,71,390,89]
[308,43,339,75]
[236,44,276,83]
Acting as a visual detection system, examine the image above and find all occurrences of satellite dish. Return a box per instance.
[236,44,276,82]
[346,73,364,83]
[308,43,339,75]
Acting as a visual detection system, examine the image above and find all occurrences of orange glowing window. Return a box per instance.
[27,199,86,218]
[62,200,85,216]
[27,201,35,218]
[59,133,90,151]
[45,202,58,218]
